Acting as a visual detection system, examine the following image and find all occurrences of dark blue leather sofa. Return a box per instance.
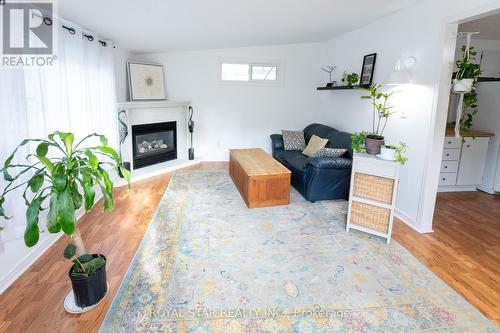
[270,123,353,201]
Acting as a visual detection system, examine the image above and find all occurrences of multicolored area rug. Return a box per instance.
[100,170,496,332]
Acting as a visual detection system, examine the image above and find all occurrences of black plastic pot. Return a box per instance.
[69,254,107,308]
[365,135,385,155]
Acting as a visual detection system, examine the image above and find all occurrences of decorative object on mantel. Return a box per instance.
[188,106,195,160]
[341,71,359,86]
[360,53,377,87]
[321,65,337,87]
[127,61,166,101]
[0,131,130,313]
[451,32,482,136]
[346,153,400,244]
[117,110,131,177]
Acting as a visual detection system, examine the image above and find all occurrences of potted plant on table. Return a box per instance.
[359,83,396,154]
[0,131,130,311]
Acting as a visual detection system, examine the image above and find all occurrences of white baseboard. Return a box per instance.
[0,193,102,294]
[395,208,434,234]
[438,185,478,192]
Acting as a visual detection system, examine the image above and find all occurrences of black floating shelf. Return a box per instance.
[317,85,361,90]
[478,77,500,82]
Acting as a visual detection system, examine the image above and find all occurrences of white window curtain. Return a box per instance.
[0,22,118,240]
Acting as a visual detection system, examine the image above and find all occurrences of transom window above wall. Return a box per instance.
[218,59,283,85]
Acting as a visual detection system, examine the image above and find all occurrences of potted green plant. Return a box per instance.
[453,45,481,93]
[0,131,130,310]
[380,142,408,164]
[342,72,359,86]
[360,83,396,154]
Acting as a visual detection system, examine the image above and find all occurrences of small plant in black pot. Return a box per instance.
[0,131,130,310]
[359,83,396,154]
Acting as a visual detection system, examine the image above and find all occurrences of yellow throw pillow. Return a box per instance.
[302,135,329,157]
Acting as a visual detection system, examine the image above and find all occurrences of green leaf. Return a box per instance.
[53,173,67,192]
[28,174,44,193]
[82,181,95,211]
[90,146,121,163]
[64,243,76,259]
[62,133,74,154]
[119,165,131,186]
[85,150,99,171]
[46,192,61,233]
[99,169,114,212]
[70,182,83,210]
[100,135,108,146]
[36,142,49,157]
[24,197,42,247]
[37,156,54,174]
[57,189,75,235]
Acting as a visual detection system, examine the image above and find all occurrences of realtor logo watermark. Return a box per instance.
[1,0,57,67]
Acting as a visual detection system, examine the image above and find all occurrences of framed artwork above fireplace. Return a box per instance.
[127,61,166,101]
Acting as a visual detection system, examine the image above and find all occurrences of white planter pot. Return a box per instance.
[452,78,474,93]
[379,147,397,160]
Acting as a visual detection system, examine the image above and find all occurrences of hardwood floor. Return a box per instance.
[0,162,498,332]
[392,190,500,326]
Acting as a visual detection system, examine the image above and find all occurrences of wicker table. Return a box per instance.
[346,153,400,243]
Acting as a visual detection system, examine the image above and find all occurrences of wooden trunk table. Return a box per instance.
[229,148,291,208]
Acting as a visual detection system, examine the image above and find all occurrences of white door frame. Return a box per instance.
[417,1,500,232]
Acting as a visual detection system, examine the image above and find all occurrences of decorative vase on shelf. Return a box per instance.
[365,135,385,155]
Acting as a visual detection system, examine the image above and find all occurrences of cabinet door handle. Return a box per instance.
[442,178,446,181]
[448,141,452,144]
[446,153,450,157]
[444,166,448,169]
[466,144,470,148]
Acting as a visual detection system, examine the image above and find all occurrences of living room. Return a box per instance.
[0,0,499,332]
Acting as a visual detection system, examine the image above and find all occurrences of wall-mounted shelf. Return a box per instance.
[317,85,356,90]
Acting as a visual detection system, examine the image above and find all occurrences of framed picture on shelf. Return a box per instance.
[360,53,377,87]
[127,61,166,101]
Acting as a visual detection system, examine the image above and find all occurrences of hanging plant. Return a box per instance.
[453,45,481,132]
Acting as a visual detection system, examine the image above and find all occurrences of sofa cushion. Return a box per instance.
[281,130,306,151]
[302,135,328,157]
[313,147,347,158]
[304,123,353,158]
[274,150,308,174]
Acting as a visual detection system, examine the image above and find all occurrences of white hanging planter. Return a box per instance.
[452,78,474,93]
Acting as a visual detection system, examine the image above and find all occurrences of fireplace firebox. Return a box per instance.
[132,121,177,169]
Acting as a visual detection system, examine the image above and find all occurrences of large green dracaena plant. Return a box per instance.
[0,132,130,247]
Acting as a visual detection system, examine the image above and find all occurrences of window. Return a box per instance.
[219,59,281,84]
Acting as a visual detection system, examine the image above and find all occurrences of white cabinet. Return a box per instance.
[456,137,490,185]
[346,153,400,244]
[439,136,491,191]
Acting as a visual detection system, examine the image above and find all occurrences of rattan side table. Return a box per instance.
[346,153,400,244]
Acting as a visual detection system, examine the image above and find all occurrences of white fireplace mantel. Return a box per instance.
[116,100,200,183]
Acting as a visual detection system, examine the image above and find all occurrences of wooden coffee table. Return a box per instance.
[229,148,291,208]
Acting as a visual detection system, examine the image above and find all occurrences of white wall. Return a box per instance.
[113,47,131,102]
[130,43,326,161]
[318,0,500,231]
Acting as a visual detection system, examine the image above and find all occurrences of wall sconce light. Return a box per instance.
[387,56,417,85]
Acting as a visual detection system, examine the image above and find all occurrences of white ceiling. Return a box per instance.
[59,0,419,53]
[460,12,500,41]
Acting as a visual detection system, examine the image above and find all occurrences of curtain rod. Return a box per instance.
[41,14,112,48]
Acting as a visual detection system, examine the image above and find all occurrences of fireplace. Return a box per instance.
[132,121,177,169]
